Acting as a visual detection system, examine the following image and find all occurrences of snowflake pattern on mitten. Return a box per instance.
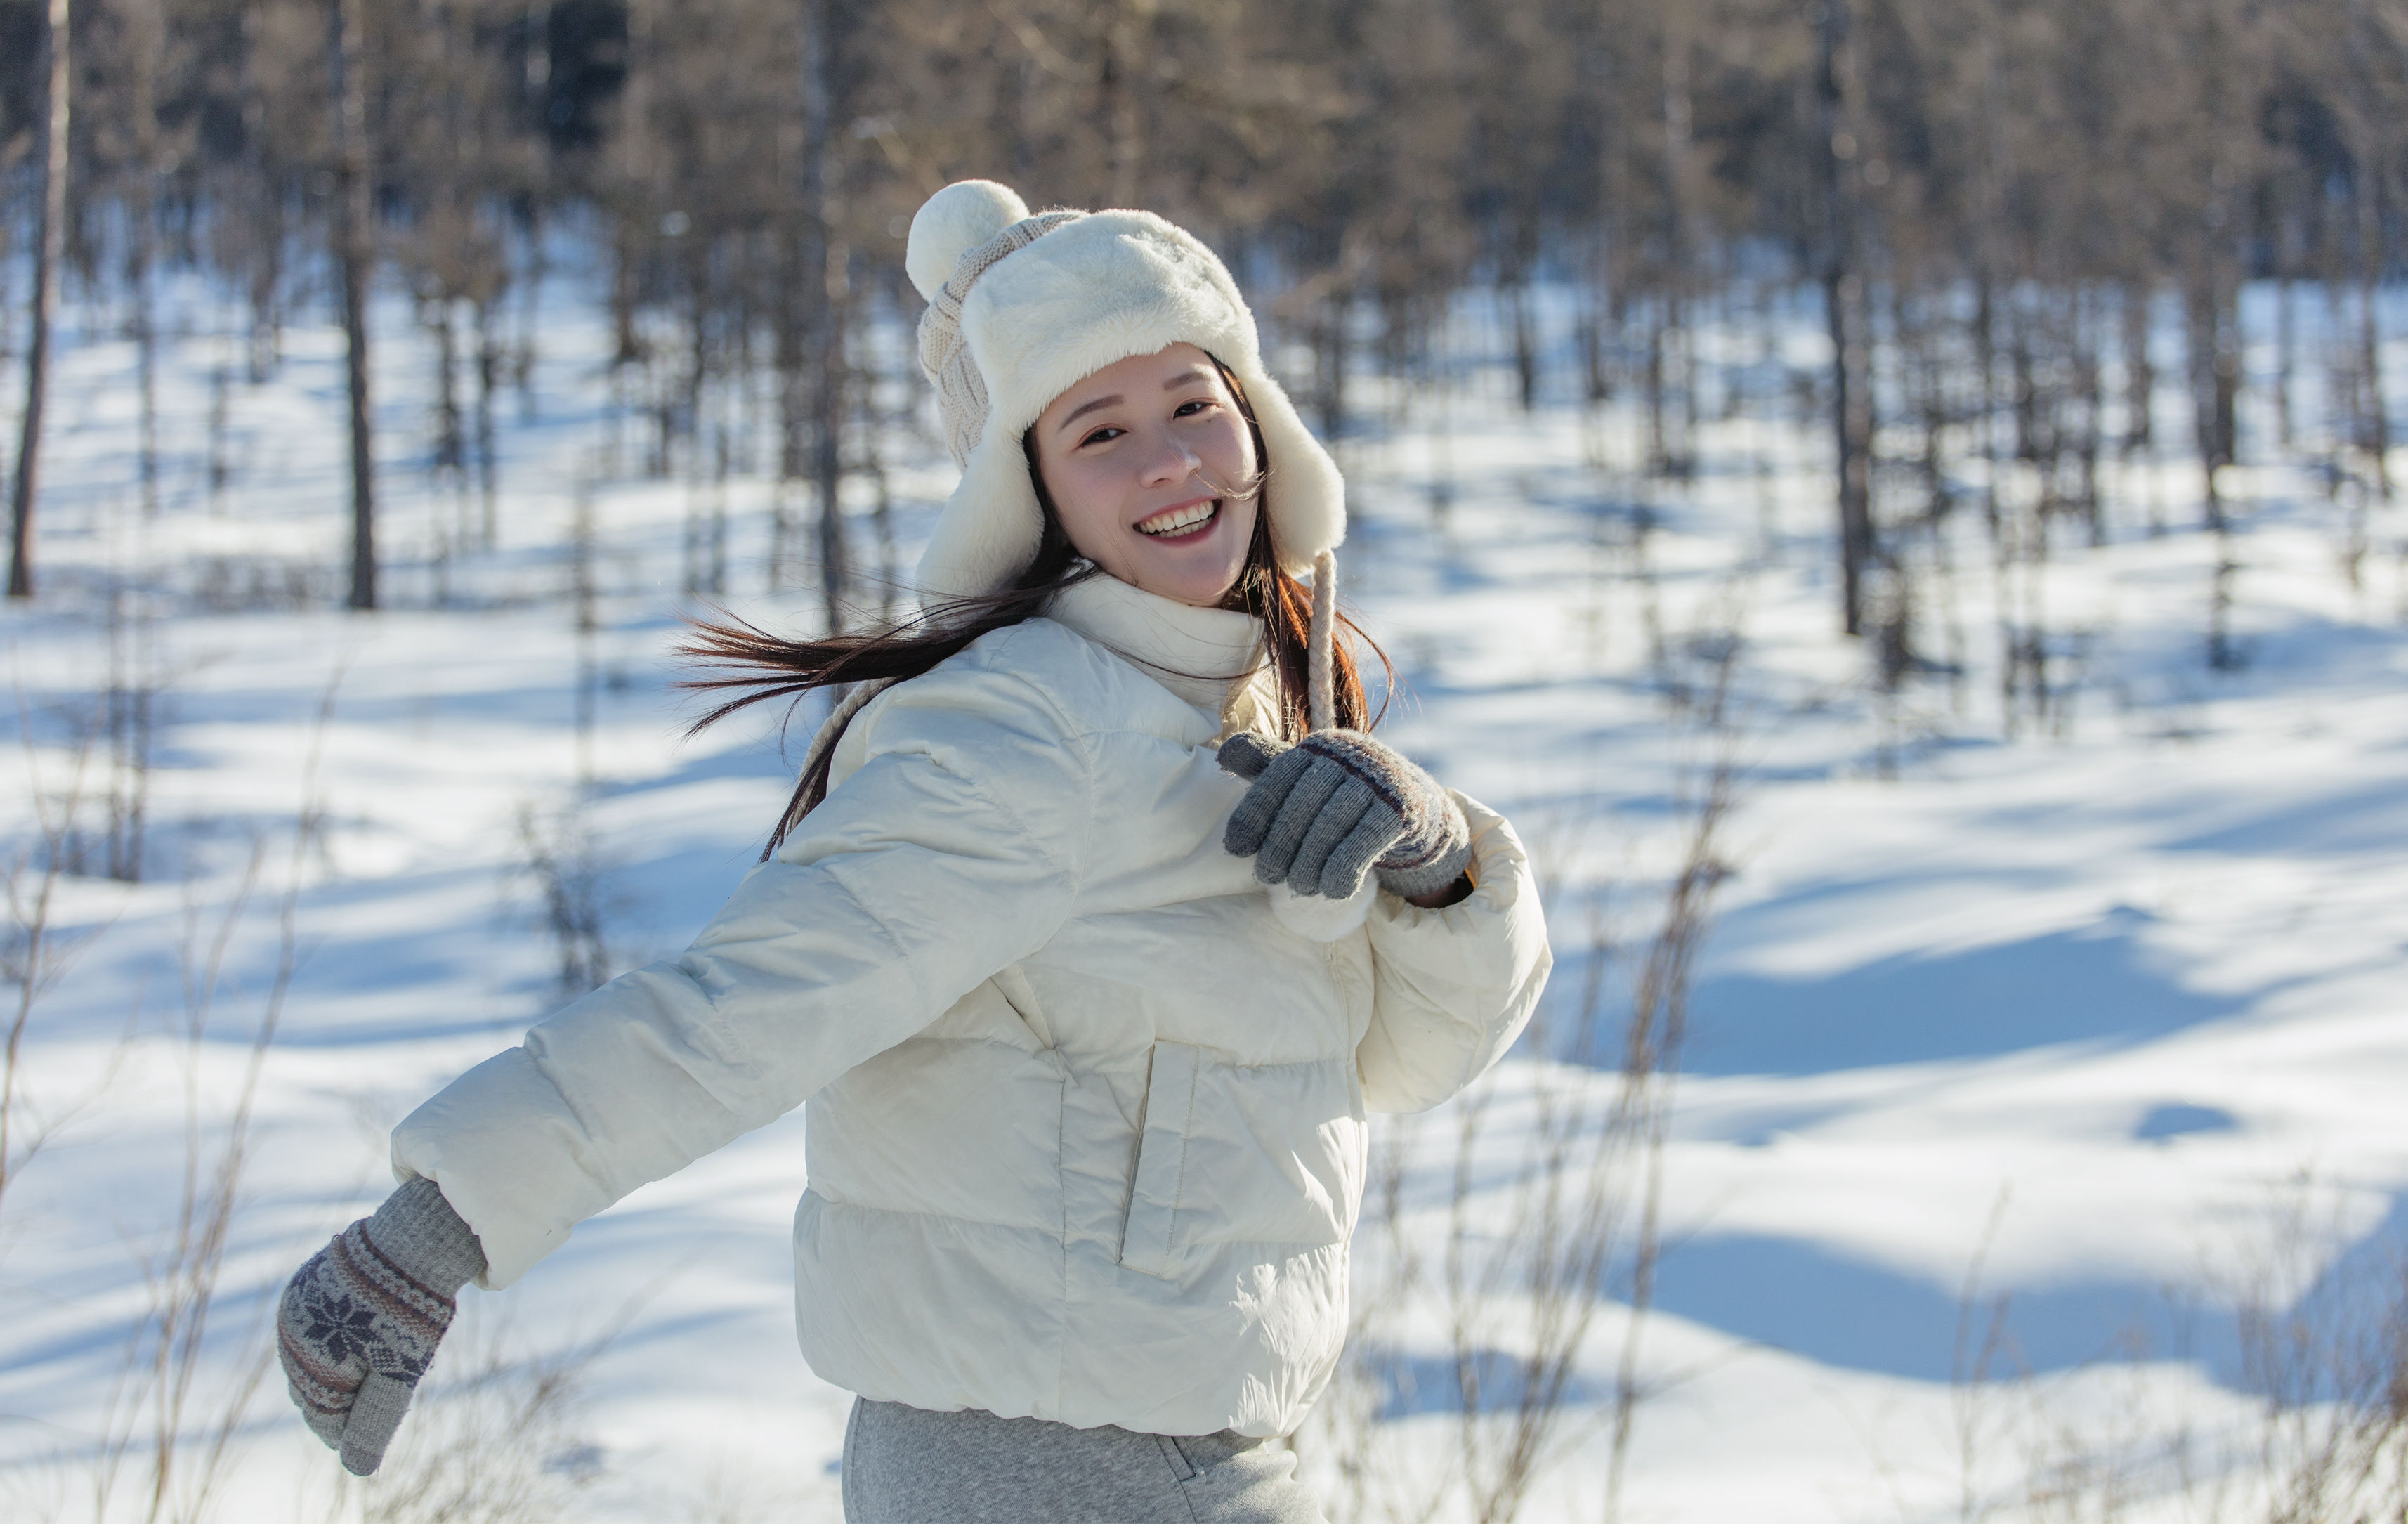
[277,1178,481,1476]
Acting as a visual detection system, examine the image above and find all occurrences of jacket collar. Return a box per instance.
[1047,573,1264,712]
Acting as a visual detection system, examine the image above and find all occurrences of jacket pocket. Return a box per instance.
[1118,1042,1202,1279]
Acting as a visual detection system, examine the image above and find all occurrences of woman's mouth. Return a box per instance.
[1134,499,1219,541]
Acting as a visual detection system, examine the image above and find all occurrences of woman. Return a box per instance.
[277,181,1552,1523]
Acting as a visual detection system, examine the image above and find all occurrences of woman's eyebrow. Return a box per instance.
[1056,393,1125,432]
[1159,368,1210,390]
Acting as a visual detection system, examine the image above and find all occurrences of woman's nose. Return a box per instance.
[1138,429,1201,486]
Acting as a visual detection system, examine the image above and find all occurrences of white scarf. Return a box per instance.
[1044,573,1264,712]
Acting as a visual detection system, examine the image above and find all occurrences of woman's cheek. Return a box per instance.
[1052,467,1117,556]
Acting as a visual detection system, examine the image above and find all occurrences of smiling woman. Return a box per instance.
[1028,344,1261,608]
[271,181,1552,1524]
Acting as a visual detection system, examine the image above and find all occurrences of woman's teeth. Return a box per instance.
[1137,501,1217,538]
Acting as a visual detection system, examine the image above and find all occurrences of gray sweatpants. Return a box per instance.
[840,1398,1328,1524]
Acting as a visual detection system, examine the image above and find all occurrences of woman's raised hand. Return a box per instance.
[277,1178,486,1476]
[1217,730,1472,901]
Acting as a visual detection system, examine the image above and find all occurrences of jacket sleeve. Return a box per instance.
[390,666,1092,1288]
[1355,793,1552,1114]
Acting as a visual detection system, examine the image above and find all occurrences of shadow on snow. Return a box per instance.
[1677,909,2251,1076]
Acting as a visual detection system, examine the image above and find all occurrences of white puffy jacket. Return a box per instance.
[392,575,1552,1438]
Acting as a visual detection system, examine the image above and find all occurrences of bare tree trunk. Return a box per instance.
[2075,287,2104,545]
[1814,0,1874,637]
[2010,297,2040,466]
[1656,13,1699,474]
[710,406,730,597]
[133,260,160,523]
[2120,280,2161,538]
[334,0,379,610]
[2355,162,2392,502]
[247,191,284,384]
[428,299,465,479]
[681,289,709,591]
[207,325,232,510]
[1314,281,1350,441]
[2185,278,2237,533]
[1579,288,1611,405]
[240,4,287,394]
[865,389,898,620]
[1897,287,1949,526]
[7,0,70,601]
[1644,301,1668,473]
[513,211,546,422]
[771,271,801,594]
[803,0,851,632]
[1507,273,1537,413]
[426,298,462,604]
[127,0,164,521]
[813,309,849,633]
[612,0,652,370]
[2121,283,2154,459]
[1579,221,1613,406]
[2275,275,2295,452]
[474,296,500,543]
[570,476,598,791]
[1975,277,2001,539]
[1099,0,1154,207]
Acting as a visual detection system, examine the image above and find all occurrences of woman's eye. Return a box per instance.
[1080,426,1125,448]
[1173,398,1214,418]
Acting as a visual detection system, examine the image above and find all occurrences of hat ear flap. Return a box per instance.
[1235,370,1346,575]
[906,181,1031,302]
[916,429,1049,604]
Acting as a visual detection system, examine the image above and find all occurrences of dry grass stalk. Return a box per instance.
[1304,622,1746,1524]
[513,802,613,997]
[1916,1174,2408,1524]
[2,710,93,1226]
[87,675,336,1524]
[354,1316,602,1524]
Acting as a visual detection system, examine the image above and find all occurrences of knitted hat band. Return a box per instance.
[917,210,1082,469]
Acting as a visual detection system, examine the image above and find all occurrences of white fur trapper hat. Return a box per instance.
[905,180,1347,603]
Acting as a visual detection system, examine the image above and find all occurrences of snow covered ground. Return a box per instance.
[0,265,2403,1523]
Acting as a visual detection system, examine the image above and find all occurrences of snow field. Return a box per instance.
[0,263,2404,1520]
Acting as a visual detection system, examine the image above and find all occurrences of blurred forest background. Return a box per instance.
[1,0,2402,640]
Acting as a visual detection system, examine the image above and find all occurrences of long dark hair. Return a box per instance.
[679,360,1387,857]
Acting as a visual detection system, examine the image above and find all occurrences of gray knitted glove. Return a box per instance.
[1218,729,1472,901]
[278,1176,486,1476]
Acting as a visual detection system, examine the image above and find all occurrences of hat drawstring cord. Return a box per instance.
[794,677,894,807]
[1308,549,1335,735]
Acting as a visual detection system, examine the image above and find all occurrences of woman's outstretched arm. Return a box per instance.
[390,664,1093,1288]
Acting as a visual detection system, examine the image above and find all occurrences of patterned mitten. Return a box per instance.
[1218,730,1472,901]
[278,1176,486,1476]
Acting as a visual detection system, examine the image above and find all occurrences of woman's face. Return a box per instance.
[1028,343,1259,608]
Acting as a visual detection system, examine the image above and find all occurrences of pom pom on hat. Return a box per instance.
[906,181,1031,301]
